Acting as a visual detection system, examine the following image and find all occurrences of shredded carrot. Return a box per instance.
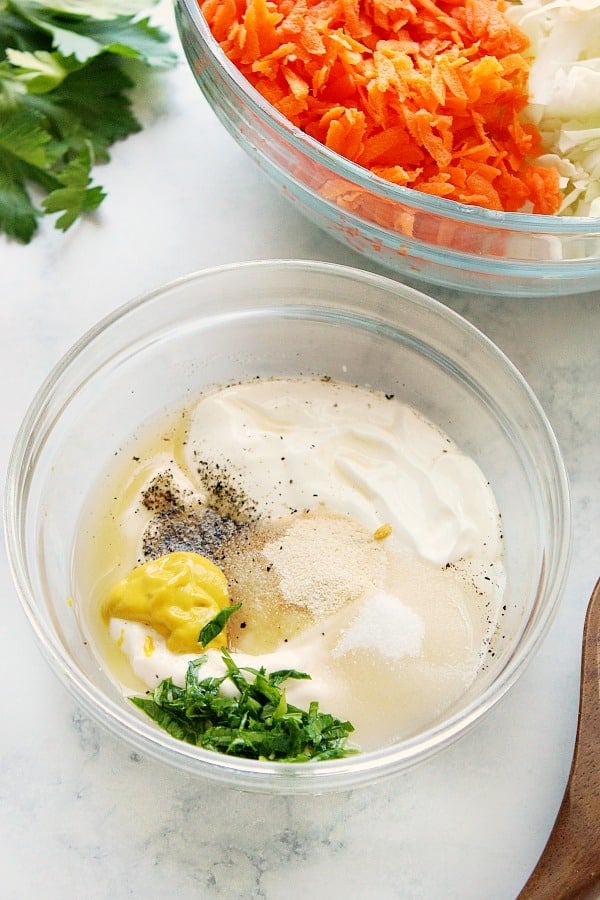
[200,0,562,213]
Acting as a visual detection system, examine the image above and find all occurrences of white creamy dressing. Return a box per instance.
[95,378,506,749]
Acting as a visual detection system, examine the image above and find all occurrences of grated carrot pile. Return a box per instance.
[200,0,563,213]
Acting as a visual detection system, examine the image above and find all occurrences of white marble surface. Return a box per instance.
[1,4,599,898]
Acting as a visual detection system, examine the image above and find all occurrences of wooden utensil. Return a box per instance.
[518,578,600,900]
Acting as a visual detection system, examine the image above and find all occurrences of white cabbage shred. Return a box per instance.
[507,0,600,216]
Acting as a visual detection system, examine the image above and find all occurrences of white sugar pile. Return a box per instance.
[333,590,425,661]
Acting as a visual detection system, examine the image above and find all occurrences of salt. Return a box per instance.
[333,590,425,660]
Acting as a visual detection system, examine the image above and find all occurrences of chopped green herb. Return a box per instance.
[0,0,176,242]
[199,602,242,647]
[131,650,358,761]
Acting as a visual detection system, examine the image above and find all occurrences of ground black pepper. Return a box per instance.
[141,470,249,562]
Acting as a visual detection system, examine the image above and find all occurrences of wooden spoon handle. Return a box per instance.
[518,578,600,900]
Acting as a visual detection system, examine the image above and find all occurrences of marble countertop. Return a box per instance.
[1,4,598,898]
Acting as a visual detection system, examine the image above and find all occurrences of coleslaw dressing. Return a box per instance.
[75,377,507,750]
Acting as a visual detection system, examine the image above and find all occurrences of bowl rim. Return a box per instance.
[176,0,600,235]
[4,259,573,792]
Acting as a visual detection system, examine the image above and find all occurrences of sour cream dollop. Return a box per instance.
[183,378,501,568]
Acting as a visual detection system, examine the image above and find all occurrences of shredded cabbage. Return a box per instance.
[507,0,600,216]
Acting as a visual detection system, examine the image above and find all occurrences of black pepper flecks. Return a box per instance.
[142,471,183,513]
[143,507,243,562]
[140,469,249,563]
[195,458,258,523]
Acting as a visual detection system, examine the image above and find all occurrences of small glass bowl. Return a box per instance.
[174,0,600,298]
[5,260,571,793]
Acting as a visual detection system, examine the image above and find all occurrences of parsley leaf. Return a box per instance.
[42,142,105,229]
[15,3,176,66]
[0,0,176,242]
[132,651,358,762]
[199,602,242,648]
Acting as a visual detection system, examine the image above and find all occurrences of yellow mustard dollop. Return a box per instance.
[101,551,230,653]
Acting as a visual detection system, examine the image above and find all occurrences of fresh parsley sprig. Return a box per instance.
[0,0,176,242]
[132,650,358,762]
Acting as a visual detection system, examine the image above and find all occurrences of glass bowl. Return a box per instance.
[174,0,600,298]
[4,260,571,793]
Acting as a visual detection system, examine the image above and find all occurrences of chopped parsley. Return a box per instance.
[198,602,242,648]
[0,0,176,242]
[132,650,358,762]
